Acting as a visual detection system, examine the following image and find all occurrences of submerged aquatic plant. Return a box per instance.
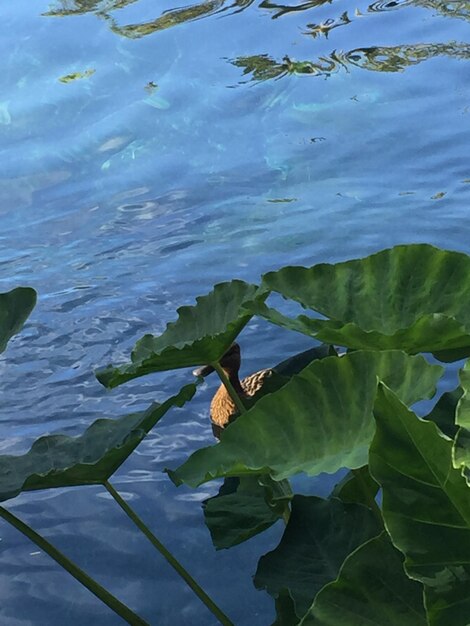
[3,243,470,625]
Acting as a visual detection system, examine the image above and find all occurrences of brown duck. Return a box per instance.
[193,343,272,438]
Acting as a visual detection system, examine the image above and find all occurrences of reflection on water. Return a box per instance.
[104,0,235,37]
[45,0,254,34]
[258,0,331,19]
[43,0,140,16]
[347,42,470,71]
[305,10,351,38]
[233,42,470,81]
[45,0,470,36]
[3,0,470,623]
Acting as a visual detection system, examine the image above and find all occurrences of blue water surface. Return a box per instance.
[1,0,470,623]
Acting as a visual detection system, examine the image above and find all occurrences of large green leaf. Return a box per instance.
[370,384,470,626]
[254,244,470,359]
[96,281,261,388]
[0,383,197,502]
[203,475,291,549]
[300,533,427,626]
[0,287,36,354]
[169,351,442,487]
[254,495,381,617]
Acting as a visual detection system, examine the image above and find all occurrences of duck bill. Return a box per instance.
[192,364,216,377]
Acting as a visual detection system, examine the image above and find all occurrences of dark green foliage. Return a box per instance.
[252,244,470,360]
[370,385,470,626]
[301,533,427,626]
[254,495,381,617]
[7,244,470,625]
[169,351,441,487]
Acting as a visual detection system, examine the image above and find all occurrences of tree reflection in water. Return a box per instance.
[43,0,470,78]
[232,42,470,81]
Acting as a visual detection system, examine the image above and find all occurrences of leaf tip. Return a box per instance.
[165,468,183,486]
[95,365,116,388]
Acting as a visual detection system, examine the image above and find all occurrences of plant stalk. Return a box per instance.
[0,505,148,626]
[212,361,247,414]
[104,481,234,626]
[351,469,383,525]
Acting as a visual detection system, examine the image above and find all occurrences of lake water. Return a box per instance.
[1,0,469,624]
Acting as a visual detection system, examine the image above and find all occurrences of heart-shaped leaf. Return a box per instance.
[0,383,196,503]
[300,533,427,626]
[96,281,261,388]
[254,495,381,617]
[370,384,470,626]
[255,244,470,360]
[169,351,442,487]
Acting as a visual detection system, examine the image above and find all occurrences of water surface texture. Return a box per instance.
[1,0,470,623]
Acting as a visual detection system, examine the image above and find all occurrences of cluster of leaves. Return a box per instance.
[3,243,470,625]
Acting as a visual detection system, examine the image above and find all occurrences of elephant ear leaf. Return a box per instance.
[169,350,441,488]
[96,280,262,388]
[0,383,197,503]
[300,533,427,626]
[257,244,470,359]
[370,384,470,626]
[0,287,36,354]
[254,495,381,618]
